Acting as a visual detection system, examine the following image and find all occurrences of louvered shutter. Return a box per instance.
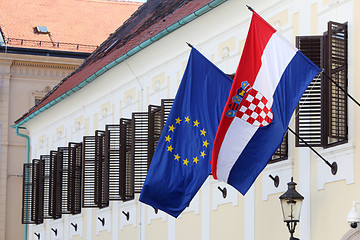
[269,133,288,163]
[131,112,149,193]
[22,163,35,224]
[40,155,52,219]
[49,150,61,219]
[148,105,161,167]
[82,135,97,207]
[82,131,109,208]
[105,125,122,200]
[32,159,44,224]
[295,36,324,147]
[147,99,174,165]
[120,118,134,201]
[324,21,348,147]
[161,99,174,129]
[57,147,72,214]
[95,130,109,208]
[68,142,82,214]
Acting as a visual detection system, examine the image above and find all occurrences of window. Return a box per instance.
[296,21,348,148]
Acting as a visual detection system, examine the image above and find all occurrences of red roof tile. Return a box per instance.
[0,0,142,52]
[15,0,220,124]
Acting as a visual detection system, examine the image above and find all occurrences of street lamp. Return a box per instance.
[279,177,304,240]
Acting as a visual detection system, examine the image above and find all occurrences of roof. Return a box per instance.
[0,0,142,52]
[14,0,227,125]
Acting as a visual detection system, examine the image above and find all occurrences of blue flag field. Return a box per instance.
[139,47,232,217]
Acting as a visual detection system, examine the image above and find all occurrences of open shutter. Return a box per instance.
[68,142,82,214]
[120,118,134,201]
[22,163,35,224]
[40,155,52,219]
[49,150,62,219]
[82,135,97,208]
[148,105,161,167]
[82,131,108,208]
[147,99,174,166]
[269,133,288,163]
[57,147,72,214]
[161,99,174,129]
[295,36,324,147]
[324,21,348,147]
[132,112,149,193]
[95,130,109,208]
[105,125,122,200]
[32,159,44,224]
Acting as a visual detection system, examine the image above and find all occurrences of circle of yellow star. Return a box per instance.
[193,156,199,164]
[175,117,182,124]
[174,153,180,161]
[183,159,189,166]
[169,125,175,132]
[165,135,171,142]
[185,116,190,123]
[200,129,207,136]
[202,140,209,147]
[193,120,200,127]
[200,150,206,158]
[167,145,173,152]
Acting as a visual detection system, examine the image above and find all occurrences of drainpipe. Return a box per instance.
[14,126,29,240]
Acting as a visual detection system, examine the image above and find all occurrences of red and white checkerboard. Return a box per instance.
[236,88,273,127]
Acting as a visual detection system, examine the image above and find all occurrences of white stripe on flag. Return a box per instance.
[216,32,297,182]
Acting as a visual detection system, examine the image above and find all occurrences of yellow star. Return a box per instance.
[169,125,175,132]
[185,116,190,123]
[200,129,207,136]
[193,156,199,164]
[167,145,173,152]
[193,120,199,127]
[203,140,209,147]
[200,150,206,158]
[183,159,189,166]
[175,117,182,124]
[165,135,171,142]
[174,153,180,161]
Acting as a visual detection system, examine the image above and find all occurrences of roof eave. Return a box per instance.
[13,0,228,128]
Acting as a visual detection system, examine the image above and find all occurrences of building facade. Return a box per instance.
[12,0,360,239]
[0,1,142,240]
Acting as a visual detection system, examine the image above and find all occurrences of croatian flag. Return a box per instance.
[210,11,321,195]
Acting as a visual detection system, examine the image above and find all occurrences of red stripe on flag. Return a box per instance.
[211,12,276,179]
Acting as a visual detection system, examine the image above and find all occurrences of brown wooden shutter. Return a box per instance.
[83,131,109,208]
[147,99,174,165]
[95,130,109,208]
[132,112,149,193]
[161,99,174,129]
[295,36,324,147]
[57,147,72,214]
[82,135,97,207]
[22,163,35,224]
[148,105,161,167]
[120,118,134,201]
[324,21,348,147]
[40,155,52,219]
[32,159,44,224]
[105,124,122,200]
[269,132,288,163]
[68,142,82,214]
[49,150,61,219]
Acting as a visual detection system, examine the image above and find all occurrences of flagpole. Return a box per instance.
[322,70,360,107]
[287,127,338,175]
[246,5,254,12]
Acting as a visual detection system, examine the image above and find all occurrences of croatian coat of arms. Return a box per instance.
[226,81,273,127]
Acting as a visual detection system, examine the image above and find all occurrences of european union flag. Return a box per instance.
[139,47,232,217]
